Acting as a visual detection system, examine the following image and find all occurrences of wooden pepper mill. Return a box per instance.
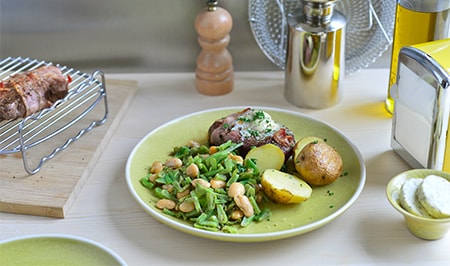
[195,0,233,96]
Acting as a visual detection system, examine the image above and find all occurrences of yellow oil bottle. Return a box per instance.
[386,0,449,114]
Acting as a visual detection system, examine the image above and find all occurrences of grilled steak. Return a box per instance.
[0,66,70,121]
[208,108,296,158]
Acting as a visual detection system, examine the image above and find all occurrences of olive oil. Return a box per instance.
[445,116,450,173]
[386,4,437,114]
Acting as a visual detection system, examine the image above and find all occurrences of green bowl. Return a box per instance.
[126,106,366,242]
[0,234,126,265]
[386,169,450,240]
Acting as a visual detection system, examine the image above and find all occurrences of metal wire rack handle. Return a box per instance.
[367,0,392,43]
[276,0,287,69]
[18,70,109,175]
[339,0,392,43]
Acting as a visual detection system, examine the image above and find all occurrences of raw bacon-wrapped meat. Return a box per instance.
[208,108,296,158]
[0,66,70,121]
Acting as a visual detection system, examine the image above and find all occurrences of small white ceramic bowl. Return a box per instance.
[386,169,450,240]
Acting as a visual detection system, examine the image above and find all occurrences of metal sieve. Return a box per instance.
[248,0,396,74]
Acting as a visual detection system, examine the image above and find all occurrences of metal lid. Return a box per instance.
[402,41,450,90]
[398,0,450,12]
[300,0,339,25]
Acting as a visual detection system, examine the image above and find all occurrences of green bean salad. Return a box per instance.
[140,140,271,233]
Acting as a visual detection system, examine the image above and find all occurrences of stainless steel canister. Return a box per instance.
[391,39,450,172]
[284,0,346,109]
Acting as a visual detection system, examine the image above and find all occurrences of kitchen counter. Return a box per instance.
[1,69,449,265]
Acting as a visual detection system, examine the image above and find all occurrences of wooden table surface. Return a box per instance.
[1,69,449,265]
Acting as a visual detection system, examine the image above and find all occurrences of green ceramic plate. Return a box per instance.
[126,106,366,242]
[0,234,126,265]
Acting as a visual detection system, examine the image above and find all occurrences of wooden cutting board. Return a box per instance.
[0,79,137,218]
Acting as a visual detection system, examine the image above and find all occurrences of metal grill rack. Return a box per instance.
[0,57,108,174]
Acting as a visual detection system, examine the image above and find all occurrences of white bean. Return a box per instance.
[176,189,190,199]
[179,201,195,213]
[230,209,244,220]
[186,163,199,178]
[234,194,254,217]
[191,178,210,188]
[165,157,182,169]
[228,182,245,198]
[156,199,176,210]
[187,140,200,148]
[210,178,226,189]
[150,161,163,174]
[148,174,158,183]
[228,154,244,164]
[162,184,173,193]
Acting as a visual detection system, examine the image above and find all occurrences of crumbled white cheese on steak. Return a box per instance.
[231,109,282,141]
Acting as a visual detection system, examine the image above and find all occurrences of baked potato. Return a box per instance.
[261,169,312,204]
[292,136,324,162]
[245,143,285,172]
[294,138,343,186]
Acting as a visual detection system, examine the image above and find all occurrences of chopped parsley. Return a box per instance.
[254,110,265,120]
[340,171,348,177]
[237,117,251,123]
[248,129,260,137]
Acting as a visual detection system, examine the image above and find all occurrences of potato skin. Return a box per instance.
[292,136,324,163]
[295,141,343,186]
